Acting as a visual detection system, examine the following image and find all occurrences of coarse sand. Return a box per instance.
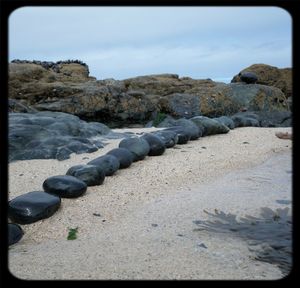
[8,127,292,280]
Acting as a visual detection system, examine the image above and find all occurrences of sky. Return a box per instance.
[9,6,292,83]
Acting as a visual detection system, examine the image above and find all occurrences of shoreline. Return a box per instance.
[8,127,292,280]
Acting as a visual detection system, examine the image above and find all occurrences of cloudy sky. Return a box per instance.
[9,6,292,82]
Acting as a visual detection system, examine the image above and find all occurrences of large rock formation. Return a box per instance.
[231,64,292,100]
[9,60,291,127]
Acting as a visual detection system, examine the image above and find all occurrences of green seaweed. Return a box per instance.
[152,112,167,127]
[67,227,78,240]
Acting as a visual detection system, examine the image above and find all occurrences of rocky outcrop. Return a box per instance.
[8,111,126,162]
[231,64,292,100]
[9,60,291,127]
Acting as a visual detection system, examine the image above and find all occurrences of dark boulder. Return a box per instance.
[190,116,230,136]
[213,116,235,129]
[43,175,87,198]
[151,130,178,148]
[141,133,166,156]
[164,126,191,144]
[230,111,260,127]
[8,223,24,245]
[239,72,258,84]
[66,164,105,186]
[106,148,134,169]
[9,112,110,162]
[87,154,120,176]
[119,137,150,161]
[158,116,202,140]
[256,111,292,127]
[8,191,61,224]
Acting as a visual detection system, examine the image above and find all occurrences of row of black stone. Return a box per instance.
[8,115,240,246]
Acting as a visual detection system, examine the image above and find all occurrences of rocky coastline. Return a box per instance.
[8,60,292,279]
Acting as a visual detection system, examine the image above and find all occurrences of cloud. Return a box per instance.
[9,6,292,80]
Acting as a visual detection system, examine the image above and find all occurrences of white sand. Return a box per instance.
[8,127,292,280]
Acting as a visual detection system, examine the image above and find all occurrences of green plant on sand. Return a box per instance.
[67,227,78,240]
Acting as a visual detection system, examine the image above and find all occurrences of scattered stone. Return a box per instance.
[87,154,120,176]
[43,175,87,198]
[106,148,134,169]
[8,223,24,245]
[119,137,150,161]
[141,133,166,156]
[8,191,61,224]
[66,164,105,186]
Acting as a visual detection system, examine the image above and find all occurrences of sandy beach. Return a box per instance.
[8,126,292,280]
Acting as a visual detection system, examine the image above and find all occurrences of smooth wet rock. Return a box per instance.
[158,117,202,140]
[213,116,235,129]
[66,164,105,186]
[43,175,87,198]
[230,111,260,127]
[8,223,24,245]
[87,154,120,176]
[141,133,166,156]
[119,137,150,161]
[151,130,178,148]
[256,111,292,127]
[173,118,202,140]
[106,148,134,169]
[9,111,109,162]
[8,191,61,224]
[190,116,230,136]
[164,126,191,144]
[239,72,258,84]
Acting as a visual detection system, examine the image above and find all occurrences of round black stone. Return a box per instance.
[8,223,24,245]
[43,175,87,198]
[106,148,134,169]
[119,137,150,161]
[8,191,61,224]
[87,154,120,176]
[66,164,105,186]
[141,133,166,156]
[152,130,179,148]
[164,127,191,144]
[240,72,258,84]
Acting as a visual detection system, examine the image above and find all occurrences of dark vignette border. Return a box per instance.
[0,0,298,286]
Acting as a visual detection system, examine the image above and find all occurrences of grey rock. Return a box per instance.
[9,112,109,162]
